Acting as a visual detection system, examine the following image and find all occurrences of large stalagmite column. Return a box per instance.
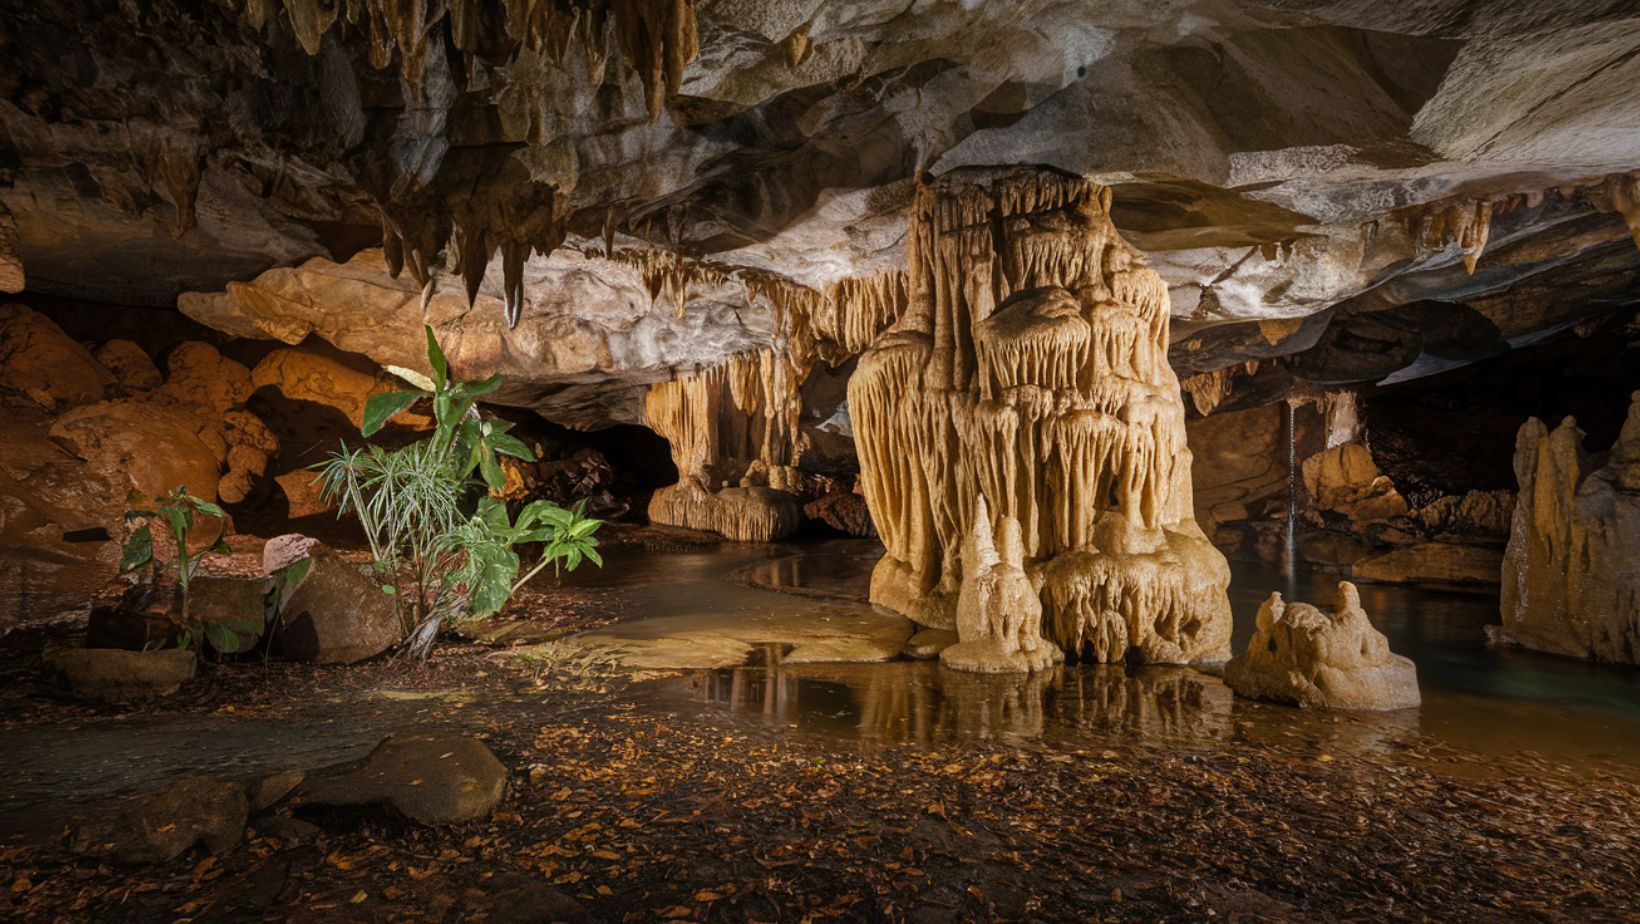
[849,167,1232,664]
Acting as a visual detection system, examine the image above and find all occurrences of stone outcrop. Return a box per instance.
[1302,444,1411,526]
[251,346,402,430]
[1224,582,1420,711]
[1494,397,1640,664]
[851,168,1231,664]
[270,544,403,664]
[94,339,164,391]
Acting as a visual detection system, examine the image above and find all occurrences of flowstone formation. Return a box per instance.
[1224,582,1420,711]
[850,168,1232,664]
[1493,395,1640,665]
[940,499,1062,674]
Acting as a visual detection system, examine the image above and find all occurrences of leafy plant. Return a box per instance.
[360,325,535,493]
[121,486,257,653]
[310,325,604,659]
[446,497,604,619]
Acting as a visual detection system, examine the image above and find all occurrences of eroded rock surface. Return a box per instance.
[1224,582,1420,711]
[48,648,198,702]
[271,544,403,665]
[69,778,247,865]
[1494,396,1640,664]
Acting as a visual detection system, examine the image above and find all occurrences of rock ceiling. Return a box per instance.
[4,0,1640,427]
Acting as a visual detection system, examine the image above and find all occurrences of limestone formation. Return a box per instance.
[1494,398,1640,664]
[1224,582,1420,711]
[0,206,22,294]
[94,339,164,391]
[940,500,1063,674]
[641,270,906,540]
[850,168,1232,664]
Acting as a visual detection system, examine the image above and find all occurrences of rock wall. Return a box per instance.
[850,168,1231,664]
[1495,396,1640,664]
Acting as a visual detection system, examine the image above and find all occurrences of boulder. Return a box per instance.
[94,339,163,390]
[188,575,269,652]
[271,545,402,664]
[274,469,332,519]
[262,533,322,575]
[0,304,113,408]
[298,733,508,825]
[70,778,247,865]
[50,398,226,503]
[246,768,305,812]
[158,341,253,413]
[48,647,198,701]
[1224,581,1420,711]
[251,346,390,429]
[804,489,876,537]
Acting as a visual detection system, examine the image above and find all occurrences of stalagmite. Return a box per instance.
[940,498,1063,674]
[1224,582,1420,711]
[850,167,1232,663]
[1492,395,1640,664]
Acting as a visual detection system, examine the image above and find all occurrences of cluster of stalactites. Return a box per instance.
[244,0,696,118]
[1180,360,1262,417]
[1395,171,1640,276]
[379,182,567,328]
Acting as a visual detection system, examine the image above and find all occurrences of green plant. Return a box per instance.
[360,325,535,493]
[121,485,258,653]
[311,325,601,659]
[446,497,604,619]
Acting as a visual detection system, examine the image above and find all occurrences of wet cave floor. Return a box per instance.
[3,533,1639,923]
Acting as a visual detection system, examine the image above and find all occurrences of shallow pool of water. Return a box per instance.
[624,541,1640,774]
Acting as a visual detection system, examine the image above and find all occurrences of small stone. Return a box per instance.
[70,778,247,865]
[48,647,197,701]
[247,768,305,811]
[253,813,321,846]
[298,733,508,825]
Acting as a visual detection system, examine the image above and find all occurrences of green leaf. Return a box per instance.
[192,498,227,518]
[381,584,397,595]
[465,373,503,397]
[362,391,423,437]
[205,622,234,653]
[120,525,154,573]
[583,546,603,568]
[488,432,535,461]
[568,518,600,539]
[479,449,505,493]
[425,325,448,390]
[465,547,521,618]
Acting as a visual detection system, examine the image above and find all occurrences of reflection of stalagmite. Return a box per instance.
[941,498,1063,673]
[850,167,1232,663]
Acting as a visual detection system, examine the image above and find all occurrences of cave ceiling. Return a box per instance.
[3,0,1640,426]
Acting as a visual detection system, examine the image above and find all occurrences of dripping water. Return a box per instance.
[1284,399,1299,599]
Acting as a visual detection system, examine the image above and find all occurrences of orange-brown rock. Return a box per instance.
[0,304,113,408]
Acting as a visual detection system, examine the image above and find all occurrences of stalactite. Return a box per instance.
[849,167,1232,664]
[1180,360,1260,417]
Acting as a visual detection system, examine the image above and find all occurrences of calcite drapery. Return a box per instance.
[1493,395,1640,664]
[849,167,1232,664]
